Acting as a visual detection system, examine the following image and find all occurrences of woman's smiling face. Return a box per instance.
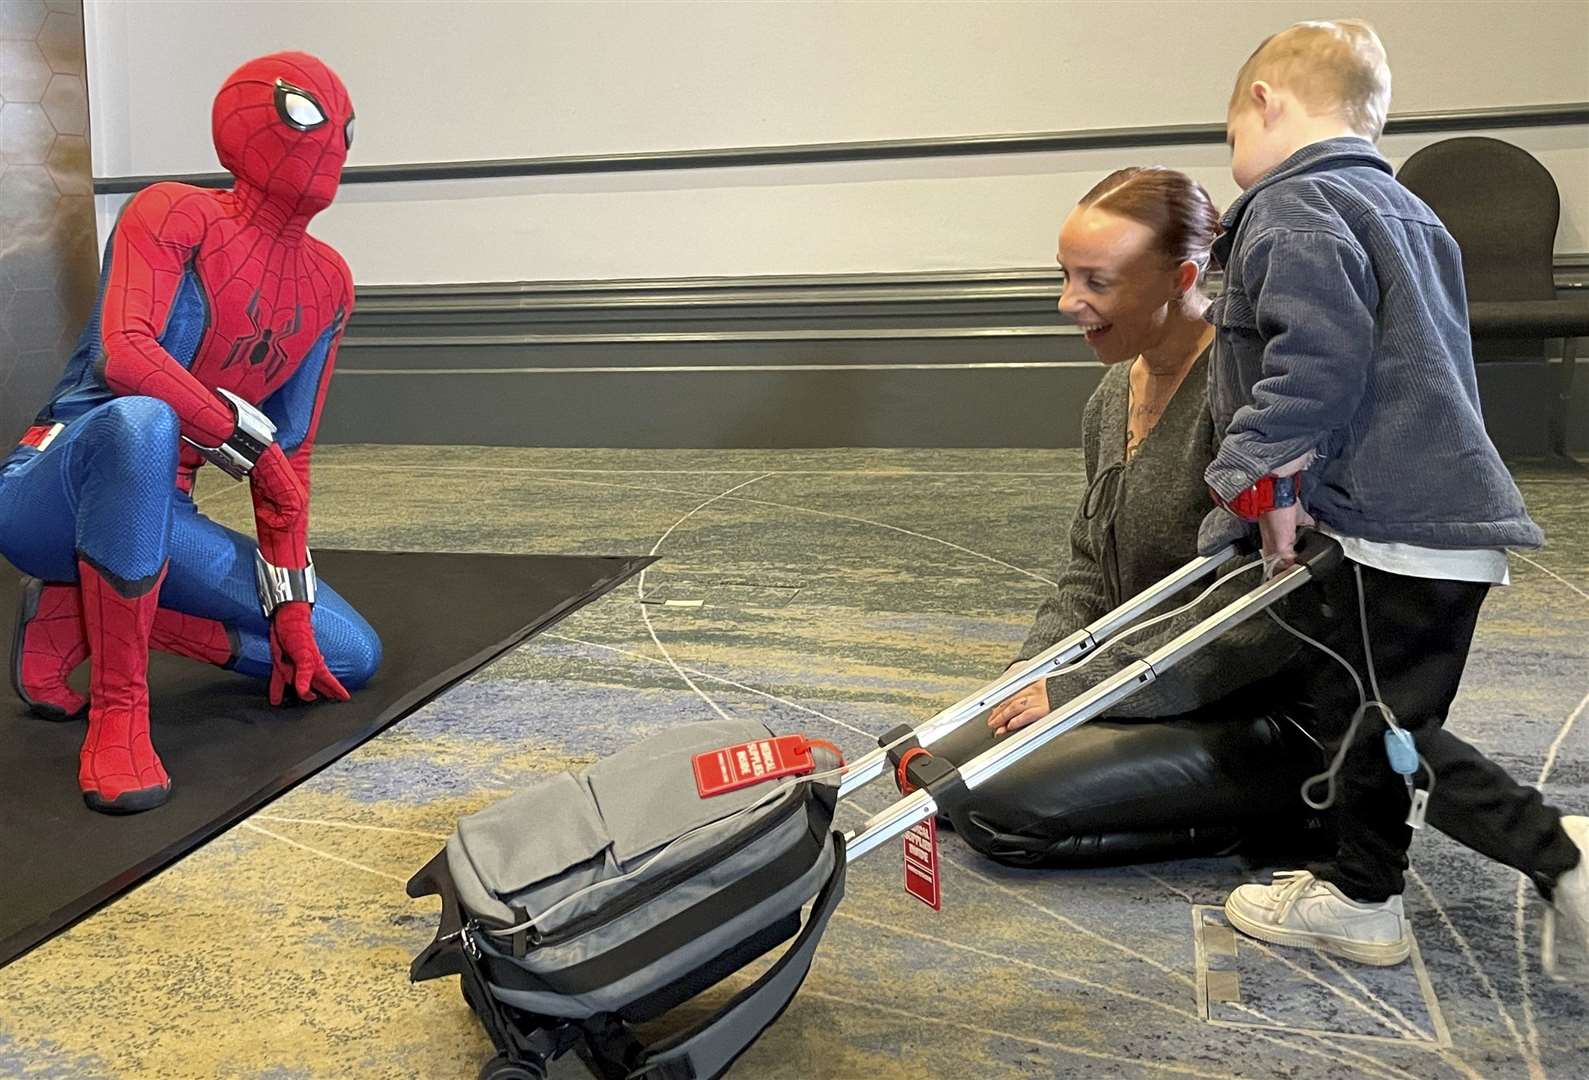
[1057,205,1184,366]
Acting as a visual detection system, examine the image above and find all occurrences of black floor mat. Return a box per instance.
[0,549,651,967]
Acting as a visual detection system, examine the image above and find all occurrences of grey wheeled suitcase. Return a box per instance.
[409,533,1342,1079]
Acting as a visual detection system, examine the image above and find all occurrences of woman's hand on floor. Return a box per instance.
[989,668,1050,737]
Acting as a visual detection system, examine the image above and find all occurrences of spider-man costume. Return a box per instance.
[0,53,380,814]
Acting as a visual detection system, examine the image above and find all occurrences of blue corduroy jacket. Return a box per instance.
[1200,137,1543,554]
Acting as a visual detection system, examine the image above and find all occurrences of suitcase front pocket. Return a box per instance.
[586,720,785,864]
[457,772,612,899]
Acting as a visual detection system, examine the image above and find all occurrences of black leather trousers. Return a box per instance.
[932,686,1332,869]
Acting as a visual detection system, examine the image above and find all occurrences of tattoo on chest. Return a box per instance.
[1125,400,1167,459]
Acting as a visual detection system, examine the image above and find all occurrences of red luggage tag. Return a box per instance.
[903,818,941,911]
[693,734,817,798]
[895,748,942,911]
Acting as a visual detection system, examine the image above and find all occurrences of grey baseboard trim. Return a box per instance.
[94,102,1589,194]
[322,363,1112,448]
[340,360,1100,374]
[341,267,1072,353]
[339,255,1589,351]
[1554,251,1589,287]
[341,327,1084,350]
[321,257,1589,452]
[352,268,1067,314]
[320,356,1588,452]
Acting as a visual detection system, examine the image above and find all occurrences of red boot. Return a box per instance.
[77,557,171,813]
[12,578,236,722]
[10,577,89,719]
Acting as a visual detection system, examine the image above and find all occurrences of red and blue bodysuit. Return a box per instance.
[0,53,379,813]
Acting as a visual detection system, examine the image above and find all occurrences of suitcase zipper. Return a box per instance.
[524,785,814,950]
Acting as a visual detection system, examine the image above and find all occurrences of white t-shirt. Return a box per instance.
[1315,523,1510,585]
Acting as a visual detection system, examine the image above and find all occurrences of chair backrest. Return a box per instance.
[1396,136,1559,303]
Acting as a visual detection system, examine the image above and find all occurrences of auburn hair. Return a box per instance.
[1078,166,1221,279]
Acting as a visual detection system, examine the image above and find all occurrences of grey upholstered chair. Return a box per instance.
[1398,136,1589,456]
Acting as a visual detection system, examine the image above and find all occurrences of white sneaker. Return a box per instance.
[1225,870,1411,966]
[1542,815,1589,980]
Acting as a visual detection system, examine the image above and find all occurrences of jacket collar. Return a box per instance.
[1220,136,1390,230]
[1213,137,1389,266]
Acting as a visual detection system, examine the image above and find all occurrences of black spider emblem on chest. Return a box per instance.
[222,288,304,380]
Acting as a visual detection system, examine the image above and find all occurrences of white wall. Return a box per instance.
[86,0,1589,284]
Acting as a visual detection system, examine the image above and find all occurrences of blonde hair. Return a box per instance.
[1229,19,1392,140]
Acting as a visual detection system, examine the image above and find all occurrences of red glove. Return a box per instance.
[268,601,350,705]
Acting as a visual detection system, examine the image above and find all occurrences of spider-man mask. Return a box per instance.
[211,52,354,223]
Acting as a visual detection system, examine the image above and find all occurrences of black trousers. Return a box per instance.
[932,684,1333,869]
[935,564,1580,895]
[1283,561,1580,902]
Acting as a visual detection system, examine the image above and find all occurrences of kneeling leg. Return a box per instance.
[933,706,1327,868]
[157,500,382,690]
[0,397,184,810]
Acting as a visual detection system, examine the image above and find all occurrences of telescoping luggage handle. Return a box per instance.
[842,532,1343,859]
[835,544,1241,799]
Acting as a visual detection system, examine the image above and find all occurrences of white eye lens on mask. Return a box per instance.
[273,79,328,131]
[344,115,355,149]
[282,92,325,128]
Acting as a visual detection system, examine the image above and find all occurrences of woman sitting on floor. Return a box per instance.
[934,166,1329,867]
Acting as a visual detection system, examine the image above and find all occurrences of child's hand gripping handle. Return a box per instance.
[1290,528,1343,581]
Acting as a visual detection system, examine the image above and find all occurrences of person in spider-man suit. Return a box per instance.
[0,52,381,814]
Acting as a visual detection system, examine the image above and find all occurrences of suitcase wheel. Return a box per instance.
[478,1052,546,1080]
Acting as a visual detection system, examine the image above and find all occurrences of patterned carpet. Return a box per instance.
[1,445,1585,1079]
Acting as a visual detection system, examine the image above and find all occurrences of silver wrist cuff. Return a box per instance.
[255,551,317,617]
[183,388,277,481]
